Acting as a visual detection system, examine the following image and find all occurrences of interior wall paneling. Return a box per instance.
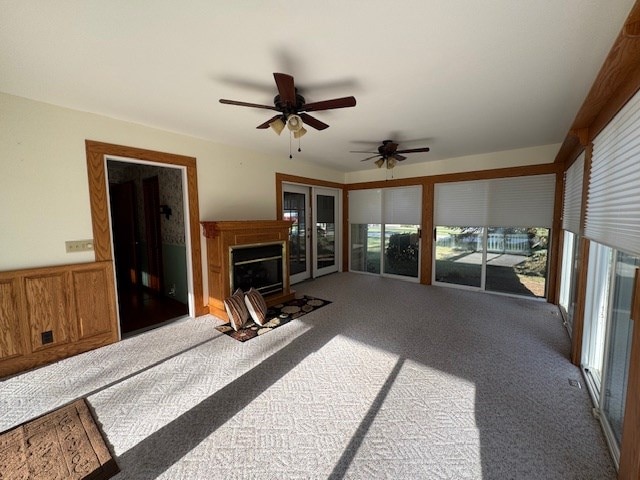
[85,140,206,315]
[0,277,24,361]
[72,266,117,340]
[0,261,118,378]
[25,272,71,352]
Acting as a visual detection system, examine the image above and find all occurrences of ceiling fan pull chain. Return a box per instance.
[298,136,302,153]
[289,132,293,159]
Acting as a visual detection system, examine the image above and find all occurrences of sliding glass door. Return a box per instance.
[434,226,483,288]
[433,175,555,298]
[349,186,421,281]
[582,242,639,459]
[559,231,580,334]
[601,252,638,446]
[434,226,549,297]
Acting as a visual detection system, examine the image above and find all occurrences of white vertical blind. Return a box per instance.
[562,152,585,233]
[586,88,640,256]
[348,189,382,224]
[383,186,422,224]
[435,174,555,227]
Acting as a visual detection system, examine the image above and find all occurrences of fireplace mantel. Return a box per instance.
[202,220,295,320]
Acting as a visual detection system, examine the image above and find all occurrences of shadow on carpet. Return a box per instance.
[216,295,331,342]
[0,398,119,479]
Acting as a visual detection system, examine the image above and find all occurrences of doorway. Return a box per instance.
[107,159,189,335]
[283,183,340,284]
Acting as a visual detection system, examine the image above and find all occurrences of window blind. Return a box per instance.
[435,174,555,228]
[586,88,640,256]
[348,189,382,224]
[434,180,489,226]
[562,152,585,234]
[383,186,422,224]
[349,186,422,225]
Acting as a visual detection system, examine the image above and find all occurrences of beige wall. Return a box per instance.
[0,92,344,274]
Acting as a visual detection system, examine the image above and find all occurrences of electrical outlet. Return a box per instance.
[65,239,94,253]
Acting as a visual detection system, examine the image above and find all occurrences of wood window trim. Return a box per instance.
[85,140,206,316]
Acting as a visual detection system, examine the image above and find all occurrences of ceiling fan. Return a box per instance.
[352,140,430,169]
[219,73,356,139]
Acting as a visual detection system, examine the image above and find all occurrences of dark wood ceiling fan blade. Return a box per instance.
[393,154,407,161]
[299,113,329,130]
[395,147,431,154]
[301,96,356,112]
[350,150,378,154]
[219,99,277,111]
[273,73,296,106]
[256,115,282,129]
[361,155,381,161]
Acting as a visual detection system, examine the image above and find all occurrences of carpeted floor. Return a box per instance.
[0,273,616,479]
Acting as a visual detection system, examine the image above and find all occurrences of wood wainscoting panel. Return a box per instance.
[0,261,119,378]
[72,265,117,340]
[24,273,71,352]
[0,278,24,360]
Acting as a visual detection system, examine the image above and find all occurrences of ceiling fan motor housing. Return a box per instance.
[274,92,306,114]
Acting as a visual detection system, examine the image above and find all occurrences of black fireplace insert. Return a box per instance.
[231,242,284,296]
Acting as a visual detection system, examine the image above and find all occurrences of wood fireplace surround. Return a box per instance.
[202,220,295,320]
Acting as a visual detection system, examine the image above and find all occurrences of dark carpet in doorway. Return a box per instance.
[216,295,331,342]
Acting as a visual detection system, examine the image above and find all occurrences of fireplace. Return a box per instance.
[231,242,284,296]
[202,220,295,320]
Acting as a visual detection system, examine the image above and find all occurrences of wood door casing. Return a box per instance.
[85,140,206,316]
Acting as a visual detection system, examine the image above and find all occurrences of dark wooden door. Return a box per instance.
[143,176,163,293]
[109,181,139,289]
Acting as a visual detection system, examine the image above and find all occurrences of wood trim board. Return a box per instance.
[85,140,206,316]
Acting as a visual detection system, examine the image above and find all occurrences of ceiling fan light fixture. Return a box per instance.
[374,158,385,168]
[293,126,307,139]
[269,117,285,135]
[287,114,303,132]
[386,158,397,169]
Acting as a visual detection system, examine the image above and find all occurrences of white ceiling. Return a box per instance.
[0,1,635,172]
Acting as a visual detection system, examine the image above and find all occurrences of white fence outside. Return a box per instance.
[436,233,531,255]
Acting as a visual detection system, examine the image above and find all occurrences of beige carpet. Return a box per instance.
[0,398,118,479]
[0,273,616,479]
